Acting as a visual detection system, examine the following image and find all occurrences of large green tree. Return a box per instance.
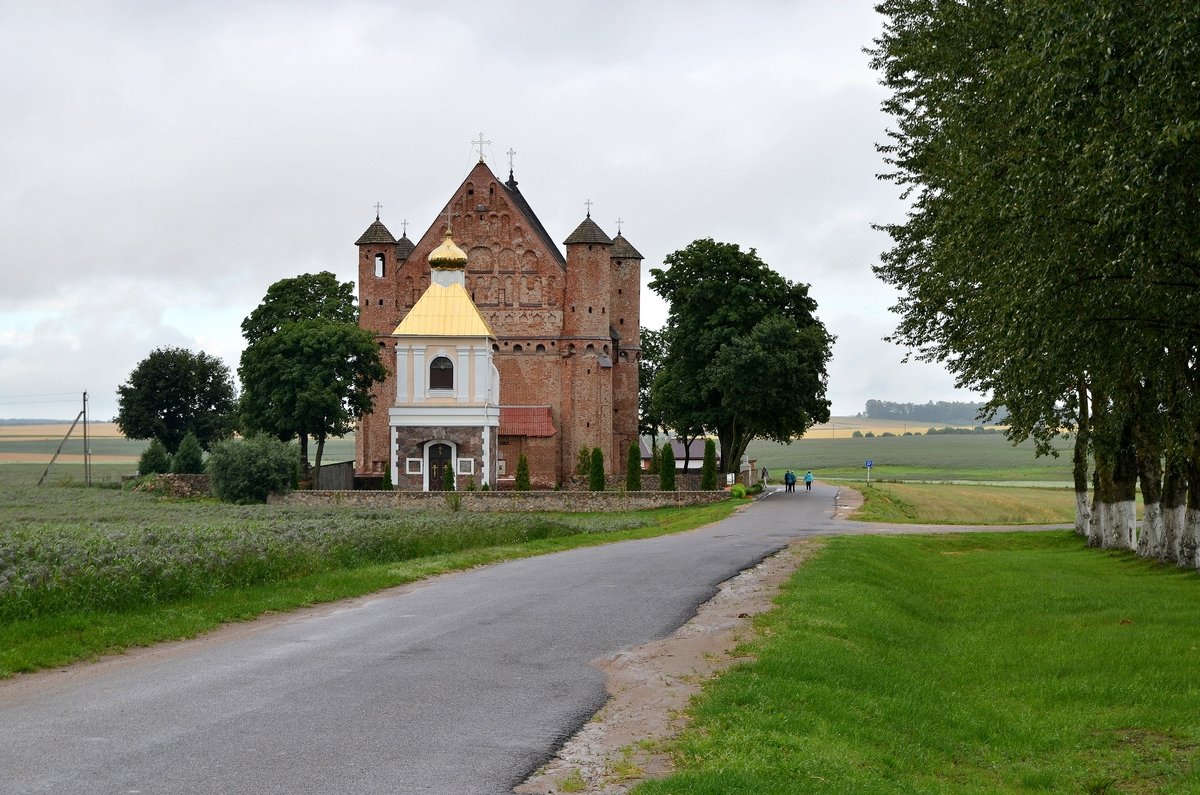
[239,273,386,478]
[116,346,237,453]
[870,0,1200,559]
[638,326,668,443]
[649,238,833,472]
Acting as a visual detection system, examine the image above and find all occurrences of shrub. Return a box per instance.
[171,431,205,474]
[576,447,591,481]
[515,454,531,491]
[481,481,491,491]
[589,447,605,492]
[465,477,477,492]
[700,438,718,490]
[881,431,896,438]
[626,441,642,492]
[383,463,393,490]
[864,431,875,438]
[443,462,455,491]
[660,445,676,491]
[852,430,864,438]
[648,439,661,474]
[207,435,298,503]
[139,437,172,475]
[748,482,763,495]
[731,483,747,498]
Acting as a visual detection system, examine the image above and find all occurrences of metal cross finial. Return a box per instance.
[374,202,382,220]
[472,132,491,162]
[616,217,623,235]
[584,198,593,218]
[401,219,408,236]
[506,148,517,172]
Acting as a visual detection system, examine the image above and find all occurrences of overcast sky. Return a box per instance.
[0,0,984,421]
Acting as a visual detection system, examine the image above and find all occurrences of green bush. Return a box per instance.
[700,438,718,490]
[383,462,393,489]
[171,431,205,474]
[749,482,763,495]
[648,439,661,474]
[139,437,171,475]
[515,453,531,491]
[576,446,591,481]
[660,445,676,491]
[589,447,605,492]
[852,430,864,438]
[626,440,642,492]
[207,435,298,504]
[481,481,491,491]
[443,462,455,491]
[731,483,747,498]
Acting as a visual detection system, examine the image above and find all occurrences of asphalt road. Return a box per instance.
[0,484,1054,794]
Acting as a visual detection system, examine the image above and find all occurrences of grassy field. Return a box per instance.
[636,532,1200,794]
[747,430,1075,483]
[0,462,742,676]
[848,482,1080,525]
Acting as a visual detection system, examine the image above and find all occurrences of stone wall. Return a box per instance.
[271,489,730,512]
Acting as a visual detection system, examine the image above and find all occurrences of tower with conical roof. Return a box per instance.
[353,153,641,489]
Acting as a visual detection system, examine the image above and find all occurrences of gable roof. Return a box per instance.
[393,282,495,338]
[502,170,566,268]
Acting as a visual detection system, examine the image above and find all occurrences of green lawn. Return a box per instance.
[637,532,1200,794]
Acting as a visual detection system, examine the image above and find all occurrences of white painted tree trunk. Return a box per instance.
[1088,498,1105,547]
[1185,507,1200,570]
[1137,501,1161,558]
[1163,502,1187,566]
[1111,499,1137,550]
[1075,489,1090,537]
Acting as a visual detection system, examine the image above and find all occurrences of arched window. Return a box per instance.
[429,356,453,389]
[374,253,385,278]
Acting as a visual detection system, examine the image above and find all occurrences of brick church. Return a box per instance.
[354,155,643,489]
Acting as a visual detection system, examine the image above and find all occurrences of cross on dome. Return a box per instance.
[374,202,382,221]
[584,198,593,218]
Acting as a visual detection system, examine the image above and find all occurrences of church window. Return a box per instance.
[512,344,523,353]
[493,344,500,352]
[429,356,453,389]
[586,343,595,352]
[374,253,385,278]
[378,299,384,306]
[535,344,546,353]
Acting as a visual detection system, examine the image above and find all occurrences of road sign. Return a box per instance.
[865,459,873,484]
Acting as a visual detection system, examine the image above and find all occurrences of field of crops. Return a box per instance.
[746,431,1076,483]
[0,463,652,623]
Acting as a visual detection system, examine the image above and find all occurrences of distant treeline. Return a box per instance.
[859,400,1003,425]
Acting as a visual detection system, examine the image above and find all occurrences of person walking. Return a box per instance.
[784,470,795,492]
[761,466,769,486]
[804,470,814,492]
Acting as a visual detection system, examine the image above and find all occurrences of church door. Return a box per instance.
[428,443,452,491]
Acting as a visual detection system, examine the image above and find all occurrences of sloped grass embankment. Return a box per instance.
[636,532,1200,794]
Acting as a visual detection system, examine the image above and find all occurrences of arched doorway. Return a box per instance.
[428,443,453,491]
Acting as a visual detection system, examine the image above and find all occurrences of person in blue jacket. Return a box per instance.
[803,470,814,492]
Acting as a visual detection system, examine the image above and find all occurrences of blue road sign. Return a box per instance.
[865,459,873,468]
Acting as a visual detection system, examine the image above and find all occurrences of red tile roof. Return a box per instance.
[499,406,557,437]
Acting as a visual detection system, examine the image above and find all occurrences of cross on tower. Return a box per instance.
[584,198,593,218]
[472,132,491,162]
[374,202,382,220]
[615,217,623,235]
[401,219,408,236]
[506,147,517,173]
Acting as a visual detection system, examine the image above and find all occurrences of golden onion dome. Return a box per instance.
[428,231,468,269]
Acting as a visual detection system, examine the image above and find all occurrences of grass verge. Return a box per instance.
[0,500,743,678]
[635,532,1200,794]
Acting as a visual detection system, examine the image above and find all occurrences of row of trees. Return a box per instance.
[860,400,996,425]
[640,239,834,473]
[116,272,386,482]
[870,1,1200,563]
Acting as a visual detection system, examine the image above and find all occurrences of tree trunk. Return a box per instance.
[1184,452,1200,570]
[313,433,326,485]
[1110,420,1138,551]
[1161,451,1187,565]
[1073,380,1090,537]
[1136,444,1163,558]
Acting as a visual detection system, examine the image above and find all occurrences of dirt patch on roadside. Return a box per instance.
[515,538,822,795]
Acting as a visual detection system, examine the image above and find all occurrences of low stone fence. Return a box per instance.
[271,489,731,512]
